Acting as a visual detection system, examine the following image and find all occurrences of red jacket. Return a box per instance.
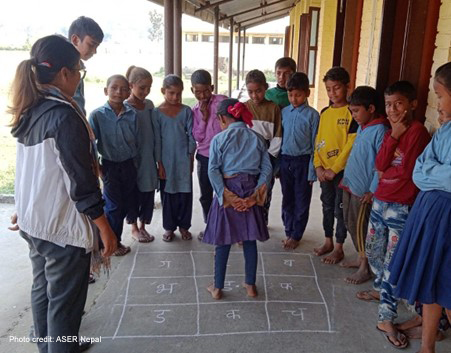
[374,120,431,205]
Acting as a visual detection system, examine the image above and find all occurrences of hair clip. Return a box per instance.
[38,61,52,68]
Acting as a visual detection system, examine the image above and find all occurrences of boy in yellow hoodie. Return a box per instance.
[313,67,358,264]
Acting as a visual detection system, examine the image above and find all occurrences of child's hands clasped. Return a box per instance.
[323,169,336,181]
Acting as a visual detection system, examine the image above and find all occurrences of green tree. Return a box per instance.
[148,9,163,42]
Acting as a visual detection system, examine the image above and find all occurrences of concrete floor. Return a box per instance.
[1,180,450,353]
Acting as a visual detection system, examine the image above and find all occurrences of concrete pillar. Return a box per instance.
[173,0,182,76]
[164,0,174,76]
[213,6,219,93]
[228,17,233,96]
[236,25,241,90]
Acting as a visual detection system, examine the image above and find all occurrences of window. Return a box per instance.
[185,33,198,42]
[201,34,214,42]
[219,35,229,43]
[307,8,320,87]
[252,36,265,44]
[269,36,283,45]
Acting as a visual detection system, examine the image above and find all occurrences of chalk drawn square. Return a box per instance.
[193,251,263,277]
[196,275,265,303]
[260,253,315,276]
[267,302,330,332]
[127,277,197,305]
[265,276,322,303]
[199,302,268,334]
[116,305,198,336]
[82,304,124,337]
[132,252,193,277]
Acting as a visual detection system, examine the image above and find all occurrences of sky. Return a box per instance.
[0,0,288,47]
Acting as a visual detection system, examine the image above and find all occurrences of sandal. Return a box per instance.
[376,326,408,349]
[356,290,380,302]
[179,228,192,240]
[113,244,131,256]
[132,229,154,243]
[162,231,175,242]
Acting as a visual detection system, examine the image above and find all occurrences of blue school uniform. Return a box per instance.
[125,99,158,224]
[341,117,388,197]
[389,122,451,309]
[279,103,319,240]
[154,105,196,231]
[89,102,138,241]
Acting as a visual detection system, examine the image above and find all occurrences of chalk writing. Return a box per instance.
[154,309,171,324]
[280,283,293,290]
[226,310,241,320]
[156,283,178,294]
[159,261,171,268]
[282,308,307,320]
[283,260,295,267]
[223,280,235,292]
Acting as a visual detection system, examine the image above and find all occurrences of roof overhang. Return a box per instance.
[147,0,295,30]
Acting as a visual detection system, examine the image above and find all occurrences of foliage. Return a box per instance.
[148,10,163,43]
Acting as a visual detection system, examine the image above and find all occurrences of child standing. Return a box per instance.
[202,99,272,300]
[69,16,104,114]
[361,81,431,349]
[245,69,282,224]
[191,69,227,240]
[124,66,158,243]
[313,67,358,264]
[389,62,451,353]
[265,57,296,109]
[279,73,319,250]
[89,74,137,256]
[154,75,196,241]
[340,86,389,284]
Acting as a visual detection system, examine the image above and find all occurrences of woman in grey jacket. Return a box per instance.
[9,35,117,353]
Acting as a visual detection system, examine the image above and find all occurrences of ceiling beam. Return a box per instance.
[243,12,290,30]
[220,0,290,21]
[236,5,294,27]
[194,0,235,13]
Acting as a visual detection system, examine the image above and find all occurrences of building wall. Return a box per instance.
[425,1,451,132]
[354,0,384,88]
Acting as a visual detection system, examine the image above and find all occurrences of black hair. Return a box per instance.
[217,98,239,119]
[126,65,152,84]
[348,86,381,111]
[286,72,309,92]
[163,74,184,90]
[191,69,212,85]
[384,80,416,101]
[435,62,451,92]
[245,69,268,89]
[106,74,129,87]
[68,16,104,43]
[9,35,80,126]
[275,57,296,72]
[323,66,350,85]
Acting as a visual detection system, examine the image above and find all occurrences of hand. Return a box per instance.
[92,215,117,257]
[360,192,373,204]
[390,110,409,140]
[231,197,248,212]
[8,213,19,231]
[200,101,209,122]
[158,162,166,179]
[316,167,326,182]
[323,169,336,181]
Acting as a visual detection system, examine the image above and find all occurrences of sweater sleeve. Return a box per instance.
[308,109,320,181]
[267,105,283,158]
[330,118,358,174]
[192,104,208,143]
[375,131,398,172]
[55,110,104,220]
[186,109,197,154]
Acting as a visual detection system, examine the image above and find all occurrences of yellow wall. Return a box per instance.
[425,1,451,132]
[355,0,384,87]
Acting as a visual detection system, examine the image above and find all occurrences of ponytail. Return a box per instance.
[8,59,43,127]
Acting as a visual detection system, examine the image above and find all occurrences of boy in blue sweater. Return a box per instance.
[340,86,388,285]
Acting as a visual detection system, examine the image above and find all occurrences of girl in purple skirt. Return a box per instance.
[389,62,451,353]
[202,98,272,300]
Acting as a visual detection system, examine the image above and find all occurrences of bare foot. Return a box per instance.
[345,269,372,284]
[207,284,222,300]
[282,237,300,250]
[356,289,380,302]
[131,224,141,242]
[396,315,422,331]
[340,255,360,268]
[140,228,155,242]
[313,238,334,256]
[243,283,258,297]
[322,244,344,264]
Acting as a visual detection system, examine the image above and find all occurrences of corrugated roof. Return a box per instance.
[147,0,295,29]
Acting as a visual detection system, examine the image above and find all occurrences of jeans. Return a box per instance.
[20,231,90,353]
[214,241,257,289]
[365,198,410,322]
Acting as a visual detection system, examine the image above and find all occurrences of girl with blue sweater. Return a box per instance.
[389,62,451,353]
[202,99,272,300]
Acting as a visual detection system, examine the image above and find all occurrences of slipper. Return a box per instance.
[162,231,175,242]
[356,290,380,302]
[179,228,192,240]
[113,244,131,256]
[88,272,96,284]
[132,231,152,243]
[376,326,408,349]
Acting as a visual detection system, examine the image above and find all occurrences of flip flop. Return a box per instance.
[162,231,175,242]
[179,228,192,240]
[356,290,380,302]
[376,326,408,349]
[113,244,131,256]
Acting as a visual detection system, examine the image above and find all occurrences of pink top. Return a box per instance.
[192,94,227,157]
